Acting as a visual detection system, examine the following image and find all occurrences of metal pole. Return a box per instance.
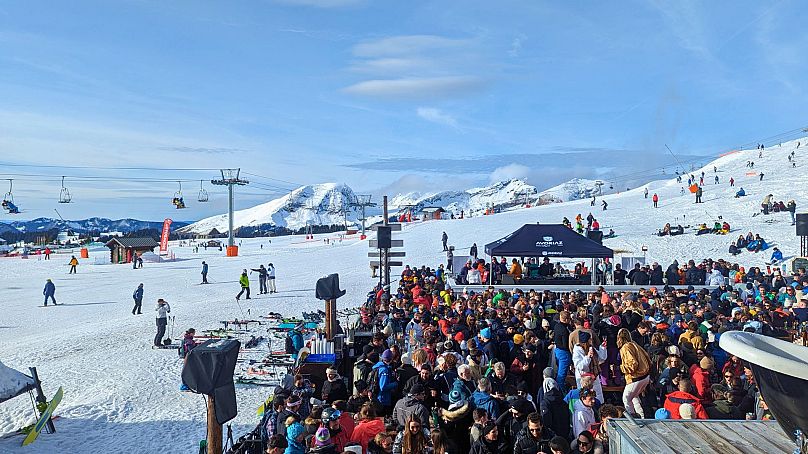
[227,183,234,248]
[361,205,366,237]
[382,196,390,298]
[29,367,55,434]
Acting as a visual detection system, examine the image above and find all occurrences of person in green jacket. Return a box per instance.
[236,269,251,301]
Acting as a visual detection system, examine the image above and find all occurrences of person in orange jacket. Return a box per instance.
[689,356,714,403]
[663,377,708,419]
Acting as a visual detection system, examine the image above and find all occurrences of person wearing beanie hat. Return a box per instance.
[513,333,524,345]
[371,348,398,415]
[284,420,306,454]
[470,421,504,454]
[321,367,348,405]
[679,403,695,419]
[392,381,430,428]
[311,427,335,451]
[654,408,671,420]
[691,356,714,402]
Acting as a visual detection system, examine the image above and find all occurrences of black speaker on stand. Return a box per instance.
[376,226,392,249]
[797,213,808,257]
[587,230,604,244]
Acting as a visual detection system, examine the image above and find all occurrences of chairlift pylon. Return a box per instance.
[172,181,187,209]
[59,176,72,203]
[197,180,209,203]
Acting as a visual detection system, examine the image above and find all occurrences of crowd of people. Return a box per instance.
[255,254,808,454]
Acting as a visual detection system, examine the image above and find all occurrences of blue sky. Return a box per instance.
[0,0,806,220]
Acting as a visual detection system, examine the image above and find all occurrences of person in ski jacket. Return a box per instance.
[181,328,197,358]
[154,299,171,347]
[652,193,658,207]
[68,255,78,274]
[441,232,448,251]
[770,247,783,264]
[251,265,269,294]
[267,263,277,293]
[663,377,708,419]
[201,261,209,284]
[284,420,307,454]
[372,349,398,412]
[706,267,725,286]
[236,269,251,300]
[132,283,144,315]
[43,279,56,306]
[288,323,304,359]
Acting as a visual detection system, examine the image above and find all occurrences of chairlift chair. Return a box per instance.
[172,181,187,209]
[59,176,72,203]
[197,180,209,203]
[2,179,19,214]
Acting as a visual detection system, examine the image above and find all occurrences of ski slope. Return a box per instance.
[0,139,805,453]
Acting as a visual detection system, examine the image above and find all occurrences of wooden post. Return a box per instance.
[325,299,336,341]
[207,395,222,454]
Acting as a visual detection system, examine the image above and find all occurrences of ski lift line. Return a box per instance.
[0,173,209,183]
[0,162,220,172]
[240,172,304,188]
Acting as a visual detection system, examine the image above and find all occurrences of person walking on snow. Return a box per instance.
[154,299,171,347]
[267,263,277,293]
[470,243,478,260]
[132,283,144,315]
[442,232,449,252]
[43,279,57,306]
[601,200,608,211]
[652,193,658,208]
[251,264,268,294]
[236,269,251,300]
[729,177,734,187]
[787,200,797,225]
[695,186,703,203]
[759,172,764,181]
[644,188,648,199]
[68,255,78,274]
[714,175,719,184]
[200,261,209,284]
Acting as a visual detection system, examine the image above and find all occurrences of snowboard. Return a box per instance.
[22,386,63,446]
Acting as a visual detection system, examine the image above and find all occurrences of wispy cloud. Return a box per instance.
[416,107,459,128]
[489,163,529,183]
[342,76,485,99]
[508,34,526,57]
[159,146,244,155]
[649,1,714,61]
[343,34,488,99]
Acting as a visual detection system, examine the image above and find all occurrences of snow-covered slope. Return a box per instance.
[390,179,537,215]
[0,138,805,453]
[179,183,359,233]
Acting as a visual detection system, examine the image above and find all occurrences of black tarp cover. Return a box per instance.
[181,338,240,424]
[484,224,614,258]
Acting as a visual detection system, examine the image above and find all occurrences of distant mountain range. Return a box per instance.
[179,178,602,235]
[0,217,190,235]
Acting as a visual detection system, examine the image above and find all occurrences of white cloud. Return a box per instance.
[352,35,469,58]
[416,107,458,128]
[489,164,530,183]
[508,34,526,57]
[342,76,484,99]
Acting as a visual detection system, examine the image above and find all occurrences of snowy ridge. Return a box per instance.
[536,178,603,203]
[390,179,538,215]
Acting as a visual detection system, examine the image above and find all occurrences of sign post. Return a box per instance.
[159,218,172,254]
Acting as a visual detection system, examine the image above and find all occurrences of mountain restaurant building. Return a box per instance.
[105,237,159,264]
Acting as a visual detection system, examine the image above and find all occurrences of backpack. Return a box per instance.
[285,332,295,354]
[367,367,381,396]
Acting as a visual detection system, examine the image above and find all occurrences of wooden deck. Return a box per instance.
[606,419,795,454]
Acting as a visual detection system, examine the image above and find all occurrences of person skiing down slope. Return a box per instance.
[43,279,57,306]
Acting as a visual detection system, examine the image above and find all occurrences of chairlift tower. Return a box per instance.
[350,194,376,239]
[211,169,248,256]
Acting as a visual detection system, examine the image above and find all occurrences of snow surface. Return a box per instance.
[0,139,806,453]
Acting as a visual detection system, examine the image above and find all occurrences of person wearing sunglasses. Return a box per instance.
[570,430,603,454]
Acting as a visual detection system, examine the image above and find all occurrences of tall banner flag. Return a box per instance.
[160,218,173,253]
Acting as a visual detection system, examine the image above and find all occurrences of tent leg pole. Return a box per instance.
[29,367,55,434]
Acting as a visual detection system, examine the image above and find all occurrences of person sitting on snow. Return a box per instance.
[695,224,710,236]
[770,247,783,265]
[734,188,746,198]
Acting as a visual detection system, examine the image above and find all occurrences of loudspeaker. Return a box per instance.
[797,213,808,236]
[316,273,346,300]
[181,339,240,424]
[376,226,392,249]
[587,230,603,244]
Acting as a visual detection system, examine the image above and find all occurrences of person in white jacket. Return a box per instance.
[573,388,597,438]
[154,298,171,347]
[706,267,725,286]
[267,263,277,293]
[572,331,607,403]
[467,266,482,284]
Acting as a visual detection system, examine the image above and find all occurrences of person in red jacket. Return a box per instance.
[664,377,708,419]
[689,356,714,403]
[652,193,659,208]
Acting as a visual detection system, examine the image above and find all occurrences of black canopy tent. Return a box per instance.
[484,224,613,284]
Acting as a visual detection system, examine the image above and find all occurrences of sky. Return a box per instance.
[0,0,807,221]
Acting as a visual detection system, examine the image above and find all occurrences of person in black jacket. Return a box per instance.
[613,264,627,285]
[514,412,556,454]
[627,263,640,284]
[650,263,664,285]
[631,267,650,285]
[470,422,505,454]
[665,261,679,285]
[552,312,572,393]
[321,368,348,404]
[539,378,569,440]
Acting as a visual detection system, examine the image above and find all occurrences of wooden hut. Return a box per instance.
[421,207,445,221]
[105,237,159,264]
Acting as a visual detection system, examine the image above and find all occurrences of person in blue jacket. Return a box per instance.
[770,247,783,265]
[288,323,304,359]
[372,349,398,415]
[132,283,144,315]
[43,279,56,306]
[471,377,500,419]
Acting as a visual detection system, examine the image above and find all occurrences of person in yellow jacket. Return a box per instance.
[68,255,79,274]
[617,328,651,418]
[509,259,523,281]
[236,269,251,301]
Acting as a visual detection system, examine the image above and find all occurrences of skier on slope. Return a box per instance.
[602,200,608,211]
[132,283,144,315]
[267,263,277,294]
[236,269,251,301]
[251,264,269,294]
[644,188,648,199]
[43,279,57,306]
[652,193,659,208]
[200,261,209,284]
[68,255,78,274]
